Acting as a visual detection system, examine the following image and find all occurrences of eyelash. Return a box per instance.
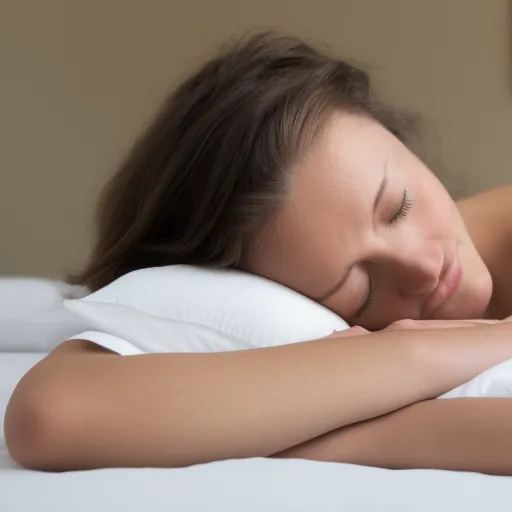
[358,188,413,316]
[358,276,375,316]
[390,188,413,224]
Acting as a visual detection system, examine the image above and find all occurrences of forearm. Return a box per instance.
[6,324,512,470]
[275,398,512,475]
[7,334,425,469]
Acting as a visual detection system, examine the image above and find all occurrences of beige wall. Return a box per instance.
[2,0,511,278]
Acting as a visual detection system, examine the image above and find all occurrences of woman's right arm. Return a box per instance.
[5,322,512,471]
[275,397,512,475]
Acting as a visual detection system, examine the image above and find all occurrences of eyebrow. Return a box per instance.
[373,167,388,213]
[314,166,388,304]
[315,271,351,302]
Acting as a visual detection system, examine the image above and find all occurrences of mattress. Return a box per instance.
[1,353,512,512]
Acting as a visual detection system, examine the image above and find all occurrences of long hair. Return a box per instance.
[70,33,416,291]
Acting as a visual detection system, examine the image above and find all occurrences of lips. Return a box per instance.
[422,248,463,319]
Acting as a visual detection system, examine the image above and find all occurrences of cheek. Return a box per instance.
[416,179,457,238]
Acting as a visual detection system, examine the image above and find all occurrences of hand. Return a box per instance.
[324,326,370,338]
[324,317,512,339]
[383,318,505,331]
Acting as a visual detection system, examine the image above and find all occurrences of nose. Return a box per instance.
[377,241,442,298]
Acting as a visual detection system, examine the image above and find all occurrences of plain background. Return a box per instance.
[2,0,511,279]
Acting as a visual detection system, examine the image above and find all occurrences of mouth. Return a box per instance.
[422,247,463,319]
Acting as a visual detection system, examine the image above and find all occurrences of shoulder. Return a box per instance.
[457,184,512,210]
[458,185,512,318]
[457,184,512,276]
[457,185,512,237]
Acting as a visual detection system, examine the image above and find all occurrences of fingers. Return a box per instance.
[322,317,508,340]
[323,325,369,339]
[384,319,501,331]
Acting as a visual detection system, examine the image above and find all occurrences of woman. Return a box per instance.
[5,33,512,473]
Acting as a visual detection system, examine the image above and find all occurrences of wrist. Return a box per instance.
[408,324,512,398]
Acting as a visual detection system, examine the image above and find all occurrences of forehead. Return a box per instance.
[247,111,390,296]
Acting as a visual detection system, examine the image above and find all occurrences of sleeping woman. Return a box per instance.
[5,33,512,474]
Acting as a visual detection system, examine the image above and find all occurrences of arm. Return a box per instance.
[5,323,512,471]
[275,398,512,475]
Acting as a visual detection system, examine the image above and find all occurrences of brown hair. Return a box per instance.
[71,32,417,291]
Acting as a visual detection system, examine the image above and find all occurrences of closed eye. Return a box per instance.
[353,274,374,319]
[390,188,412,224]
[356,189,412,318]
[324,188,414,317]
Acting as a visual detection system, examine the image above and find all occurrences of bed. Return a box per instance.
[2,279,512,511]
[3,357,512,510]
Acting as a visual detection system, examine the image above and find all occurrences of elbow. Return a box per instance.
[4,376,75,471]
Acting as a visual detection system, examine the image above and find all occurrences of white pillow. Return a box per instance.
[62,265,512,402]
[63,265,349,354]
[439,358,512,399]
[0,277,90,352]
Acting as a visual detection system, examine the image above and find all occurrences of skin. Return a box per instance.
[5,110,512,473]
[247,111,509,329]
[249,110,512,467]
[7,324,512,472]
[458,186,512,319]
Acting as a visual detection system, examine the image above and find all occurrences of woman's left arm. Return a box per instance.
[275,397,512,475]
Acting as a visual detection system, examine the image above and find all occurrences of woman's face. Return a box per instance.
[246,111,493,330]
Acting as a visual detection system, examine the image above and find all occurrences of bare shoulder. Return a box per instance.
[457,185,512,248]
[458,185,512,318]
[457,185,512,227]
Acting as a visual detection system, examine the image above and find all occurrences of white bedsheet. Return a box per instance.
[2,353,512,512]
